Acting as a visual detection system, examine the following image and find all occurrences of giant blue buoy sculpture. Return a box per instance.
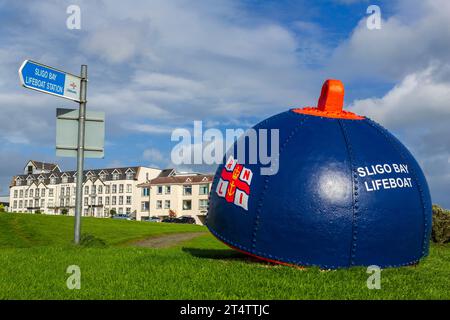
[206,79,432,268]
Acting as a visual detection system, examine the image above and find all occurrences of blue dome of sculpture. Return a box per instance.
[206,80,432,269]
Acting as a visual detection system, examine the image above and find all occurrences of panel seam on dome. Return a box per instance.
[338,119,360,267]
[363,119,428,259]
[250,113,309,253]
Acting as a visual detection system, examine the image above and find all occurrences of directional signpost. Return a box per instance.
[19,60,82,102]
[19,60,97,245]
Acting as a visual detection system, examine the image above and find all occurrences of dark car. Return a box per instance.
[161,217,178,223]
[177,216,196,224]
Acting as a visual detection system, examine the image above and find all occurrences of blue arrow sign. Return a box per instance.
[19,60,82,102]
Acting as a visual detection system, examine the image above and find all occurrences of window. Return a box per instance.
[19,190,23,198]
[127,184,132,193]
[16,179,22,186]
[126,196,131,205]
[199,199,208,210]
[98,185,103,194]
[105,197,110,205]
[49,189,54,197]
[112,185,117,193]
[27,165,33,174]
[61,199,65,207]
[118,208,123,214]
[126,172,134,180]
[30,189,34,197]
[84,186,89,195]
[41,199,45,207]
[25,190,28,198]
[25,200,28,208]
[119,184,124,193]
[99,172,107,180]
[98,197,103,205]
[119,196,123,205]
[126,207,131,215]
[156,200,162,209]
[183,185,192,196]
[84,208,88,215]
[62,176,68,183]
[41,189,45,197]
[50,177,56,184]
[35,189,40,197]
[164,200,170,209]
[19,200,23,208]
[183,200,192,210]
[112,172,120,180]
[13,200,17,209]
[105,185,110,194]
[61,188,65,196]
[199,184,209,195]
[142,187,150,196]
[35,200,39,207]
[66,187,70,195]
[14,190,18,198]
[157,186,163,195]
[165,186,171,194]
[112,196,117,205]
[84,198,88,206]
[141,201,149,212]
[92,185,96,195]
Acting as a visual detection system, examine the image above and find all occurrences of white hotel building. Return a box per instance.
[9,160,213,224]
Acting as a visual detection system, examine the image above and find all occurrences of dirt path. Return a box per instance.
[132,232,208,248]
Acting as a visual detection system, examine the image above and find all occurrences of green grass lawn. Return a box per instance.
[0,212,449,299]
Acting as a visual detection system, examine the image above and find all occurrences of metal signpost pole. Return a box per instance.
[74,65,87,244]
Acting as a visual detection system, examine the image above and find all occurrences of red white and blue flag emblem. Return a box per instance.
[216,156,253,210]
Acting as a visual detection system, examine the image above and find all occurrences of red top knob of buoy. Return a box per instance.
[292,79,364,120]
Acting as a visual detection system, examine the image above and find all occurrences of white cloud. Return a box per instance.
[124,123,174,135]
[142,148,165,163]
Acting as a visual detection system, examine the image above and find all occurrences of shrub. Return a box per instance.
[431,205,450,244]
[109,209,116,217]
[35,210,41,214]
[61,209,68,216]
[79,233,107,247]
[0,204,5,212]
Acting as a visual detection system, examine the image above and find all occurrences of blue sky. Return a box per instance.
[0,0,449,208]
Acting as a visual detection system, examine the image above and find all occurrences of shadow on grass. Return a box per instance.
[182,247,278,266]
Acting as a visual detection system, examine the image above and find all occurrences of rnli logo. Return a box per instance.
[216,156,253,211]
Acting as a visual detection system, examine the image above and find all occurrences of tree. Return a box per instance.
[169,209,177,218]
[35,209,41,214]
[61,208,68,216]
[0,203,5,212]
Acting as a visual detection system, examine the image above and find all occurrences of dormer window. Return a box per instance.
[126,172,134,180]
[62,176,68,183]
[99,172,107,180]
[16,178,22,186]
[50,177,56,184]
[112,172,120,180]
[27,165,33,174]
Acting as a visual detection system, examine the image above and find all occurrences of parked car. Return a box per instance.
[112,214,131,220]
[161,217,178,223]
[177,216,196,224]
[142,216,161,223]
